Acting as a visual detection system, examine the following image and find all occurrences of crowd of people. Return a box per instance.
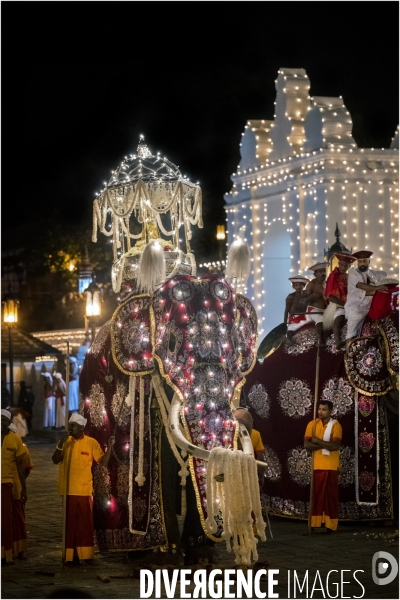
[284,249,391,348]
[284,247,398,534]
[1,247,398,566]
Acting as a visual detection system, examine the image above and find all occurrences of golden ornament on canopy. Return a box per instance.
[92,136,202,293]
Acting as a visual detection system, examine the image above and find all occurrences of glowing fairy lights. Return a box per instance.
[225,67,399,336]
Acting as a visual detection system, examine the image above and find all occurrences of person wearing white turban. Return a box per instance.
[41,372,55,429]
[1,409,28,564]
[51,413,114,564]
[53,373,66,429]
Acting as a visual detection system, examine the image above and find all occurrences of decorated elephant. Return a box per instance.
[243,288,398,524]
[79,138,266,567]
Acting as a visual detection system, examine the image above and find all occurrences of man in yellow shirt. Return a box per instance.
[8,422,33,560]
[304,400,342,532]
[1,409,28,565]
[52,413,114,564]
[233,408,266,486]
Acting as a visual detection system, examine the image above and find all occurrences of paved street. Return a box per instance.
[1,438,398,599]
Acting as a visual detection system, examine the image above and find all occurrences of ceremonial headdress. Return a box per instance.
[289,275,309,285]
[54,372,64,380]
[93,137,200,296]
[8,422,17,433]
[1,409,11,420]
[308,262,329,271]
[69,413,87,427]
[335,253,356,264]
[352,250,373,259]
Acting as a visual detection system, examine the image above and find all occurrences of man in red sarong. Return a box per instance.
[8,422,33,560]
[1,409,28,566]
[304,400,342,532]
[52,413,115,565]
[324,253,356,349]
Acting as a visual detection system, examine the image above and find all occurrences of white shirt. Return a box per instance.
[345,267,387,314]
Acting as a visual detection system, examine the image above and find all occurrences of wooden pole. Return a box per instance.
[61,341,70,562]
[64,342,70,420]
[308,342,321,534]
[8,325,14,405]
[61,440,72,563]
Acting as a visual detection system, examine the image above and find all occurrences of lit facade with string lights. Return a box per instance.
[224,68,399,338]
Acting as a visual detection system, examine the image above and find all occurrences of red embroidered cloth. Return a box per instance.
[325,267,348,302]
[368,286,399,320]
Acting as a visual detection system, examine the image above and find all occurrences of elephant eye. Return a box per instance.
[168,330,178,353]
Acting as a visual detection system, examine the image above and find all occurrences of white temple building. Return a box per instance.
[224,67,399,338]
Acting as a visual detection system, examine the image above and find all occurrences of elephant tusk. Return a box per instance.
[168,395,268,468]
[169,395,210,460]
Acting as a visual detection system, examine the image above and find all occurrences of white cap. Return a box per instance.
[289,275,309,285]
[54,372,64,380]
[8,422,17,433]
[308,262,329,272]
[69,413,87,427]
[1,409,12,420]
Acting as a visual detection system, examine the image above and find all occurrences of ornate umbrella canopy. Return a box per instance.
[92,136,203,293]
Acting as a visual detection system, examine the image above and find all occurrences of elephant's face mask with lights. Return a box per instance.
[108,238,259,534]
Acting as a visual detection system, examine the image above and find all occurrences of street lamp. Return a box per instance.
[216,225,226,263]
[84,276,102,344]
[2,286,19,405]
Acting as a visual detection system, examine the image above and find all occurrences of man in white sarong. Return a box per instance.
[305,262,329,346]
[344,250,387,340]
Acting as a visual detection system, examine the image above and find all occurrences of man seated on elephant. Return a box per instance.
[284,276,309,346]
[324,253,356,349]
[305,262,329,346]
[344,250,387,340]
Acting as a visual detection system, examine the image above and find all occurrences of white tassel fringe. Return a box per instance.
[322,301,338,331]
[137,240,166,293]
[225,238,251,284]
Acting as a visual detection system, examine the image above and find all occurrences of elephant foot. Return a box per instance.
[137,545,185,569]
[183,543,219,566]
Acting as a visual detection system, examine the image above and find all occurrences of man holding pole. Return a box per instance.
[304,400,342,533]
[52,413,114,565]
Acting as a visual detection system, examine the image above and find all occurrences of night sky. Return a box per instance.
[2,2,399,260]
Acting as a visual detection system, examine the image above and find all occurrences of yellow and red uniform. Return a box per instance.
[1,431,27,563]
[304,418,342,530]
[57,434,104,561]
[250,429,265,456]
[12,445,33,557]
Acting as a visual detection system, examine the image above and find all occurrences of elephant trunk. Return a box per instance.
[168,394,267,468]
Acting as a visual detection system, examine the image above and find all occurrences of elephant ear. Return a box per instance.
[378,312,399,387]
[110,294,154,375]
[235,294,258,376]
[345,336,392,396]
